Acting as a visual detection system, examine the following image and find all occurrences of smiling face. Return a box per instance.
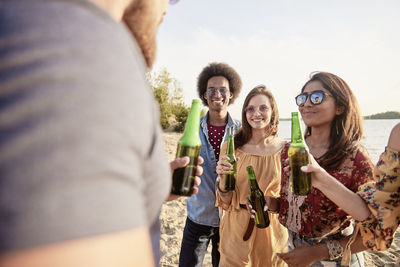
[245,94,272,130]
[299,81,342,129]
[203,76,232,112]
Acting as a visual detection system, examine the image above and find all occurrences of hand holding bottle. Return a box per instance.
[246,196,279,217]
[216,155,233,175]
[167,156,204,201]
[171,99,202,196]
[218,126,237,191]
[247,166,270,228]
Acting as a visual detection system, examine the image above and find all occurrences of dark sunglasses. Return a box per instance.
[207,87,228,98]
[245,104,269,114]
[295,91,332,107]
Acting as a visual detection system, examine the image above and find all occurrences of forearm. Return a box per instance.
[315,175,371,221]
[310,233,367,262]
[216,180,233,205]
[267,196,280,213]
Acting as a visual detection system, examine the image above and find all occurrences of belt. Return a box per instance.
[239,204,254,241]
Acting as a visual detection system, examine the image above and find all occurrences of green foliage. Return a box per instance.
[364,111,400,119]
[173,104,190,131]
[148,68,190,131]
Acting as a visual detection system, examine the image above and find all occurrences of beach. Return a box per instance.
[160,131,399,267]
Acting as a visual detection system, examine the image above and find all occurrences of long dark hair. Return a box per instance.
[235,85,279,149]
[302,72,363,169]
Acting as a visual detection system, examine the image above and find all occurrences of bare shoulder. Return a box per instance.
[271,137,288,154]
[388,123,400,151]
[275,137,289,151]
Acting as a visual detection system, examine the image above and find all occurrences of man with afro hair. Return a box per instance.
[179,62,242,267]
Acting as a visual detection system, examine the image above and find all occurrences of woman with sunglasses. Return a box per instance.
[215,85,289,266]
[267,72,375,266]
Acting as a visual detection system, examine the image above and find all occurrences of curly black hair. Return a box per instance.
[197,62,242,106]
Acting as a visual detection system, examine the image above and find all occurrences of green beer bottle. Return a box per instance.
[220,126,237,191]
[288,111,312,195]
[247,166,270,228]
[171,99,202,196]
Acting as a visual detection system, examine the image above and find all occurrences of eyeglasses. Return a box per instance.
[207,87,228,98]
[169,0,179,4]
[245,104,270,114]
[295,91,332,107]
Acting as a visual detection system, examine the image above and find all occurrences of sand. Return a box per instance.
[160,132,399,267]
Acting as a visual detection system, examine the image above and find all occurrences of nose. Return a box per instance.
[303,95,313,107]
[214,89,223,97]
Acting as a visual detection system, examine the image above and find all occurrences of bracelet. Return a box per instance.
[325,240,344,260]
[267,198,280,214]
[216,177,232,197]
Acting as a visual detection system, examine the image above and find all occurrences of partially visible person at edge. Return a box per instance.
[178,62,242,267]
[216,86,289,266]
[0,0,203,267]
[262,72,375,266]
[302,123,400,261]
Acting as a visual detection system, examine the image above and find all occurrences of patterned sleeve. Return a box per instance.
[349,147,375,192]
[357,147,400,251]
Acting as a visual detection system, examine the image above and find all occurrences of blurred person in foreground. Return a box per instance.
[0,0,202,266]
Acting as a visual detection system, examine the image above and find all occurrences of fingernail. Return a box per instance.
[301,166,307,171]
[250,215,254,218]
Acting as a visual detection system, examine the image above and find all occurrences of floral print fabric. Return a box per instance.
[279,143,375,237]
[358,147,400,251]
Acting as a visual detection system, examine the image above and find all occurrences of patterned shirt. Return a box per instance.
[358,147,400,251]
[207,124,226,161]
[278,143,375,237]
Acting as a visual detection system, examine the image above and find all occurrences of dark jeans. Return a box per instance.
[179,217,220,267]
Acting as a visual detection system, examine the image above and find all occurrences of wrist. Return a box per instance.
[267,198,280,213]
[314,242,330,261]
[325,240,344,260]
[216,177,232,197]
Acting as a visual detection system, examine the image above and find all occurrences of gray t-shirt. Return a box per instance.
[0,0,170,255]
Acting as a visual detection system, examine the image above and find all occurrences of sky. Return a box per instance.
[153,0,400,119]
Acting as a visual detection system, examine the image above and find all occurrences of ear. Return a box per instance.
[229,91,233,99]
[336,106,345,115]
[204,91,209,100]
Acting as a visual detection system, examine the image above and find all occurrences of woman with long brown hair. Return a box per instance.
[216,85,288,266]
[269,72,375,266]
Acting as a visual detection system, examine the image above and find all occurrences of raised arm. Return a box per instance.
[301,155,371,221]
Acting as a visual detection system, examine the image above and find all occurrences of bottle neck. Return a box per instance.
[246,166,258,190]
[226,129,235,155]
[291,112,305,148]
[180,100,201,147]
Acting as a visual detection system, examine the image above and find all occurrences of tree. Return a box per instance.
[147,68,190,131]
[364,111,400,119]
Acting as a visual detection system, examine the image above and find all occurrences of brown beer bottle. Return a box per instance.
[288,111,312,195]
[171,99,202,196]
[247,165,270,228]
[220,126,237,191]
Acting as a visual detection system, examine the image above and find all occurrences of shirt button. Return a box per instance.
[211,158,214,160]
